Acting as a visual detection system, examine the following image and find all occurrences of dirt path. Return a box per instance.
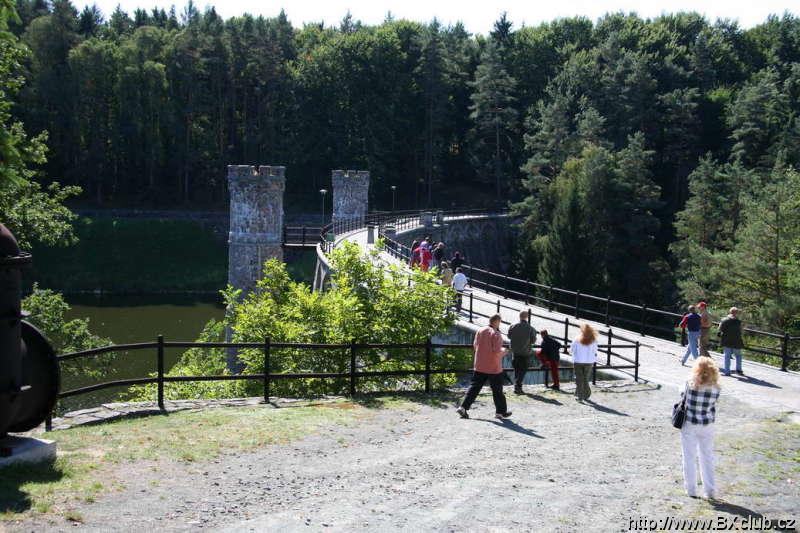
[14,381,800,532]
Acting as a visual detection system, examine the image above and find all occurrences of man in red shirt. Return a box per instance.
[457,314,512,419]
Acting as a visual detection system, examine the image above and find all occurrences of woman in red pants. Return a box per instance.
[536,330,562,390]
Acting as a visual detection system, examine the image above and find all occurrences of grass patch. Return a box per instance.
[0,401,367,522]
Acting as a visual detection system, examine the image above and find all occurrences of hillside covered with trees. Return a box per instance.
[7,1,800,332]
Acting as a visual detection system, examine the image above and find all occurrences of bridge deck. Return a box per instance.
[338,226,800,420]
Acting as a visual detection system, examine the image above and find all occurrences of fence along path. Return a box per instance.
[336,223,800,420]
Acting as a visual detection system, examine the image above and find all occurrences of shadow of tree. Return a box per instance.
[0,459,64,514]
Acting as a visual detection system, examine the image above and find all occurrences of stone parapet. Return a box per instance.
[332,170,370,224]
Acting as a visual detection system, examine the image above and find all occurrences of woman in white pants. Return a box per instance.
[680,356,721,499]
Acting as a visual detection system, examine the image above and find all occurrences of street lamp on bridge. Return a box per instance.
[319,188,327,226]
[391,185,397,211]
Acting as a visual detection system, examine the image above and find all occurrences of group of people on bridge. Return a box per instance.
[679,302,745,376]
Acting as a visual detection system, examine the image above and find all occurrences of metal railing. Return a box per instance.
[50,334,640,429]
[378,231,799,371]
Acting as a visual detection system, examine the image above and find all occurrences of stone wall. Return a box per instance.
[395,215,521,273]
[227,165,285,296]
[332,170,370,224]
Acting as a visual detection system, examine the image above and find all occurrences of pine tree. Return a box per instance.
[538,179,594,291]
[468,40,518,200]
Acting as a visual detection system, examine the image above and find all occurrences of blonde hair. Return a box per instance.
[576,323,597,345]
[690,356,720,389]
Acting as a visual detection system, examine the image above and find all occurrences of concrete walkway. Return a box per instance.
[338,226,800,421]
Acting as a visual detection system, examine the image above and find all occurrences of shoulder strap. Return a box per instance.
[681,383,689,408]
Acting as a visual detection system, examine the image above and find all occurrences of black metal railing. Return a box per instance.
[378,231,799,371]
[50,334,640,429]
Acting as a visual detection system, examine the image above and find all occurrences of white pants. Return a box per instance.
[681,422,716,497]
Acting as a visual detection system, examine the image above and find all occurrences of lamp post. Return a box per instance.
[391,185,396,212]
[319,188,327,226]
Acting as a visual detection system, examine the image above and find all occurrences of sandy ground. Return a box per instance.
[12,381,800,533]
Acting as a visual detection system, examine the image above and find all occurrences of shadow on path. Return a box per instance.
[473,417,545,438]
[525,393,562,406]
[584,399,629,417]
[728,374,781,389]
[708,499,794,530]
[0,459,63,515]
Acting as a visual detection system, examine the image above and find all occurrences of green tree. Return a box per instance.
[468,40,518,200]
[0,0,78,247]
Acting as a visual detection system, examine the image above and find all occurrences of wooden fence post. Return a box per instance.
[157,334,165,410]
[640,305,647,336]
[606,329,612,366]
[575,291,581,319]
[263,337,270,403]
[425,338,432,393]
[605,296,611,325]
[635,341,640,382]
[349,339,357,396]
[563,317,569,353]
[781,333,789,371]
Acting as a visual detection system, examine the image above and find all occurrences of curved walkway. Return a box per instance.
[337,225,800,421]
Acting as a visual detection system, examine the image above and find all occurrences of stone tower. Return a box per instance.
[331,170,370,224]
[227,165,285,296]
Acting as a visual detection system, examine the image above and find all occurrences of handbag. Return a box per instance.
[671,384,689,429]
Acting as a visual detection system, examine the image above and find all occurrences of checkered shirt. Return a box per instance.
[683,384,720,425]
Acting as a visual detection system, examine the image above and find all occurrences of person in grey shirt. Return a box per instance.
[508,311,537,394]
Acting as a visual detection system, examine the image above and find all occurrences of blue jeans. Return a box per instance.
[723,347,742,375]
[682,330,700,364]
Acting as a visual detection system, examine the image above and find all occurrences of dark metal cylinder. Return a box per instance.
[0,223,59,437]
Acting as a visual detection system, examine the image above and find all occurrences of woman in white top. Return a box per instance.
[570,323,598,402]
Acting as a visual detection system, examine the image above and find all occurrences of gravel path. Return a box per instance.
[15,381,799,532]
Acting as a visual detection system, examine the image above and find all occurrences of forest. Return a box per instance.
[2,0,800,334]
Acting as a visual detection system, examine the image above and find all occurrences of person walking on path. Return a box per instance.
[432,243,446,270]
[450,251,464,271]
[680,305,702,365]
[452,267,468,312]
[536,329,562,391]
[570,323,598,402]
[508,311,537,394]
[417,243,432,272]
[679,356,721,499]
[440,261,454,287]
[698,302,714,357]
[718,307,744,376]
[409,240,420,268]
[457,314,512,420]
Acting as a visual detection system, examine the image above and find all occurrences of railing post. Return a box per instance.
[606,328,612,366]
[781,333,789,371]
[592,362,597,385]
[425,337,432,393]
[575,291,580,319]
[263,337,270,403]
[496,299,501,314]
[282,225,287,245]
[640,304,647,336]
[469,292,474,323]
[301,225,306,246]
[45,412,52,432]
[548,285,554,312]
[563,317,569,353]
[349,339,357,396]
[634,341,640,382]
[605,296,611,325]
[157,334,165,410]
[504,274,509,299]
[680,327,687,346]
[527,308,531,325]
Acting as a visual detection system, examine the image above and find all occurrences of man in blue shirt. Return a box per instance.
[680,305,702,365]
